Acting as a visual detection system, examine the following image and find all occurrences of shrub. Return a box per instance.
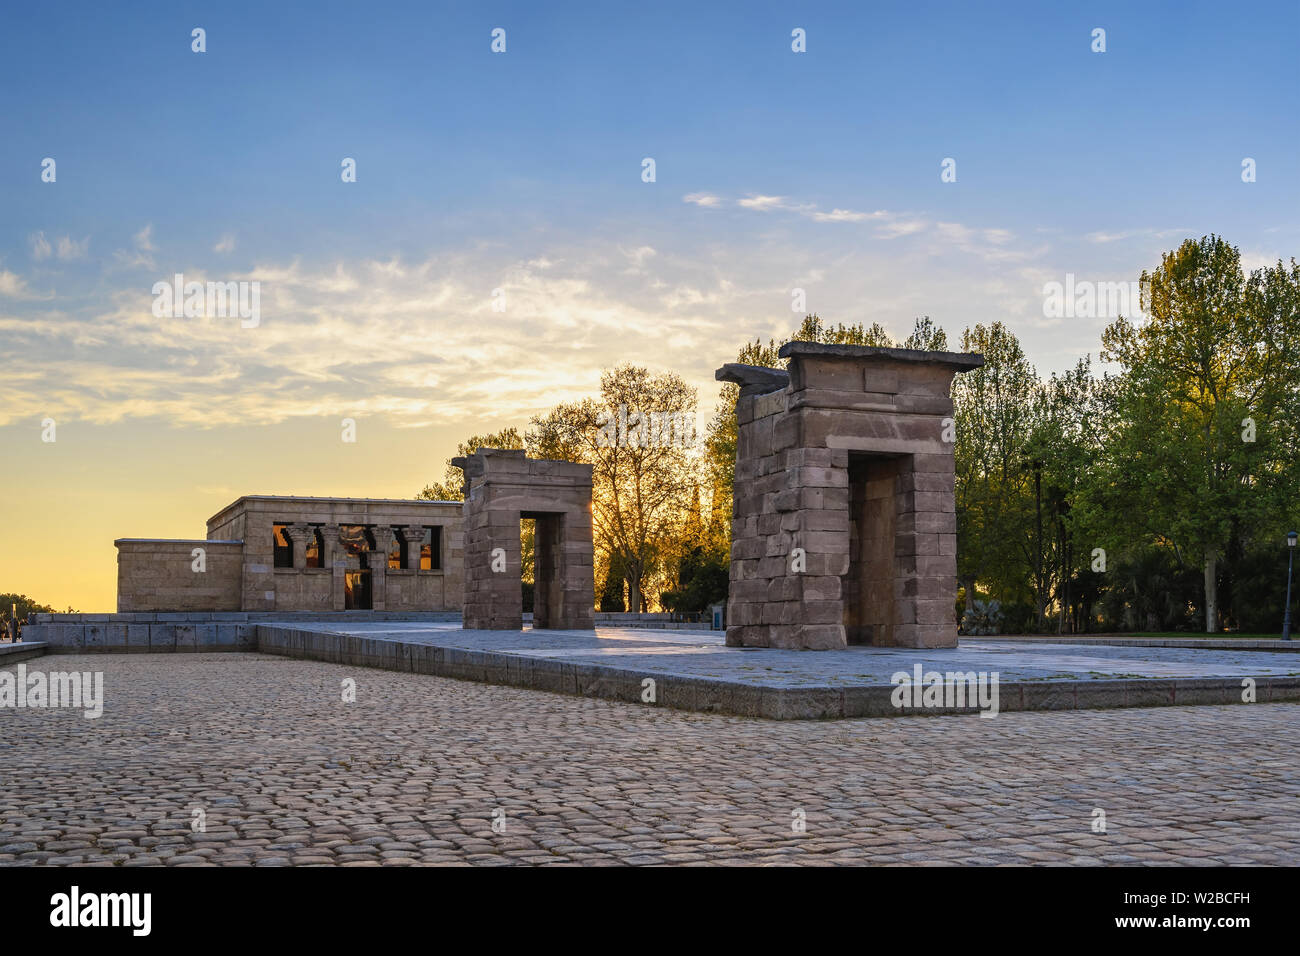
[960,599,1003,636]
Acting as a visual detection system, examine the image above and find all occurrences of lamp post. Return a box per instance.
[1284,532,1298,641]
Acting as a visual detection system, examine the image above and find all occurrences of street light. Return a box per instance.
[1284,531,1298,641]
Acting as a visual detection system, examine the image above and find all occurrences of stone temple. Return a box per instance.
[717,342,983,650]
[39,340,980,655]
[115,495,463,613]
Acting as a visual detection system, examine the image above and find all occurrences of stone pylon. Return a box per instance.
[718,342,983,650]
[453,448,595,630]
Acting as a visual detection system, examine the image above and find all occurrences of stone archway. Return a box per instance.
[453,449,595,630]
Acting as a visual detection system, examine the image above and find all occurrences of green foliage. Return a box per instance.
[0,594,61,633]
[420,239,1300,634]
[952,321,1039,606]
[902,315,949,351]
[960,599,1003,636]
[660,546,729,615]
[1095,236,1300,631]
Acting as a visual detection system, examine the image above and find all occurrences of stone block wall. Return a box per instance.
[719,342,981,650]
[116,539,243,612]
[207,496,463,613]
[455,449,595,630]
[23,610,460,653]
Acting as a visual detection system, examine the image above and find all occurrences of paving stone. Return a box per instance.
[1,652,1296,866]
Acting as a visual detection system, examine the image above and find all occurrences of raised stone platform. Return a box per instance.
[0,641,48,664]
[24,611,460,653]
[960,635,1300,652]
[253,621,1300,719]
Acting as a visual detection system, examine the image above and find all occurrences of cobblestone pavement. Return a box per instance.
[1,653,1297,866]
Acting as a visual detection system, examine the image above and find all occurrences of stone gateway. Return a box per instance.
[454,448,596,631]
[718,342,983,650]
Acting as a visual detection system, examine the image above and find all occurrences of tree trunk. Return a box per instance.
[1033,468,1046,628]
[627,566,643,614]
[1203,546,1217,633]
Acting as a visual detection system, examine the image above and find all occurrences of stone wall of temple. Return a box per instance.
[110,496,464,615]
[205,496,464,613]
[116,539,243,612]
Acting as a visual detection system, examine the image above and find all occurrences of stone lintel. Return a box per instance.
[777,340,985,371]
[714,363,791,397]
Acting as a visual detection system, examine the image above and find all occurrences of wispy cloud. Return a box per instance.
[875,218,929,238]
[690,192,916,235]
[0,269,38,298]
[29,232,87,261]
[737,194,788,211]
[811,208,889,223]
[114,224,157,269]
[1085,227,1194,244]
[30,232,52,260]
[56,236,89,259]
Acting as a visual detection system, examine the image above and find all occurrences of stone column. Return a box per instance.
[892,452,959,648]
[369,526,395,612]
[401,524,425,571]
[284,523,315,571]
[323,523,345,611]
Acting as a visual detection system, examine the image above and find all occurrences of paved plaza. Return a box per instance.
[254,620,1300,718]
[270,620,1300,684]
[2,653,1298,865]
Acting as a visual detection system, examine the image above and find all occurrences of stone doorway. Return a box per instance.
[845,453,906,646]
[454,448,595,631]
[344,568,372,609]
[717,341,982,649]
[525,511,565,628]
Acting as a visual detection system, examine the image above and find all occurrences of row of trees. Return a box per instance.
[0,593,58,637]
[956,236,1300,632]
[423,236,1300,633]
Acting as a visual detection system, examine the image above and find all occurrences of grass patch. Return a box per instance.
[1119,632,1284,640]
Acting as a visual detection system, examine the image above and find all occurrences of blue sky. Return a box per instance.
[4,1,1295,276]
[2,0,1298,608]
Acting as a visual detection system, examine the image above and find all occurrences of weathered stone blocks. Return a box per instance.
[717,342,982,650]
[454,449,595,631]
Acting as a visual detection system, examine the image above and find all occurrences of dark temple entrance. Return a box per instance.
[844,453,906,646]
[524,511,565,629]
[344,568,372,610]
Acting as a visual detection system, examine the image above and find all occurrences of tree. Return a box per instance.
[1099,236,1300,631]
[952,322,1040,607]
[902,315,949,351]
[1022,357,1107,630]
[417,428,524,501]
[530,365,700,612]
[0,594,58,636]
